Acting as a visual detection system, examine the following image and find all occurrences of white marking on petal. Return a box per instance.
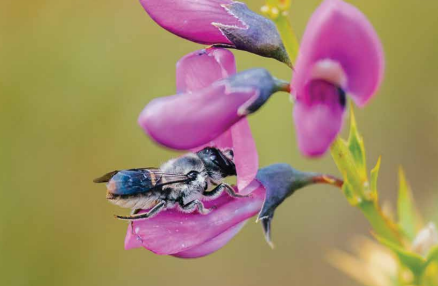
[311,59,348,89]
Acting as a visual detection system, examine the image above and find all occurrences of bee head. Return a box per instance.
[196,147,237,178]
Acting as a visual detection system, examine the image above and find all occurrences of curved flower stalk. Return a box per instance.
[139,0,291,66]
[290,0,384,157]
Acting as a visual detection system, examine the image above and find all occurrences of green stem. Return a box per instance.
[359,201,403,246]
[331,137,403,246]
[273,77,291,93]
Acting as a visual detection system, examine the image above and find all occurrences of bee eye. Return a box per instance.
[187,171,199,180]
[210,155,217,161]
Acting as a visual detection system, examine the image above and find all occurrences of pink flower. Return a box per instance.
[138,48,287,161]
[139,0,291,66]
[291,0,384,157]
[125,182,266,258]
[140,48,261,191]
[128,48,261,257]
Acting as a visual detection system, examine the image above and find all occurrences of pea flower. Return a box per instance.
[291,0,384,157]
[139,0,291,66]
[128,48,262,257]
[138,49,289,174]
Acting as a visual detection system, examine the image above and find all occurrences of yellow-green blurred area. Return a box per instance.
[1,0,438,285]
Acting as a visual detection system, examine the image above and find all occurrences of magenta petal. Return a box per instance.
[190,118,259,191]
[292,0,384,107]
[231,119,258,192]
[171,221,247,258]
[293,80,345,157]
[124,185,265,255]
[139,0,243,45]
[138,84,255,150]
[176,48,236,93]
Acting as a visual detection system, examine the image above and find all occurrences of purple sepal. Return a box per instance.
[215,2,291,66]
[256,164,318,247]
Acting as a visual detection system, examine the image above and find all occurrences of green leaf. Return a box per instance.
[425,245,438,269]
[347,106,368,180]
[370,156,381,197]
[374,234,426,276]
[331,138,363,198]
[398,168,423,240]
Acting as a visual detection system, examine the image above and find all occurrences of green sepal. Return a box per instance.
[347,105,368,182]
[331,114,365,203]
[397,168,423,241]
[374,234,426,277]
[370,156,381,199]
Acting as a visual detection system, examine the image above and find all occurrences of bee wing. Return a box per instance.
[93,170,119,183]
[95,168,190,196]
[93,168,160,183]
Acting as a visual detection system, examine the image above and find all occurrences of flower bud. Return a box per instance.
[139,0,291,66]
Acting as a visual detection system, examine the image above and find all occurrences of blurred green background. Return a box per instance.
[1,0,438,285]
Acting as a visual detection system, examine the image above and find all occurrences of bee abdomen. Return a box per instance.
[107,193,158,210]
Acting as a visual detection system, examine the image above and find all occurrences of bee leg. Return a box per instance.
[221,183,250,198]
[130,209,141,234]
[179,200,212,215]
[202,184,226,199]
[116,201,166,221]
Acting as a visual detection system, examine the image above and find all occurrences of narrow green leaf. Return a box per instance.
[361,201,402,245]
[370,156,381,197]
[398,168,423,240]
[331,138,363,197]
[374,234,426,276]
[347,106,367,180]
[425,245,438,269]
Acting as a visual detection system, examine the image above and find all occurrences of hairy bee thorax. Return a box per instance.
[160,153,204,174]
[160,153,208,194]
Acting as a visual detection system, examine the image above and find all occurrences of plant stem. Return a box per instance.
[312,174,344,189]
[359,201,403,246]
[273,77,291,93]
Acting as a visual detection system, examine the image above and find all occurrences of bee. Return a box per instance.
[94,147,246,221]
